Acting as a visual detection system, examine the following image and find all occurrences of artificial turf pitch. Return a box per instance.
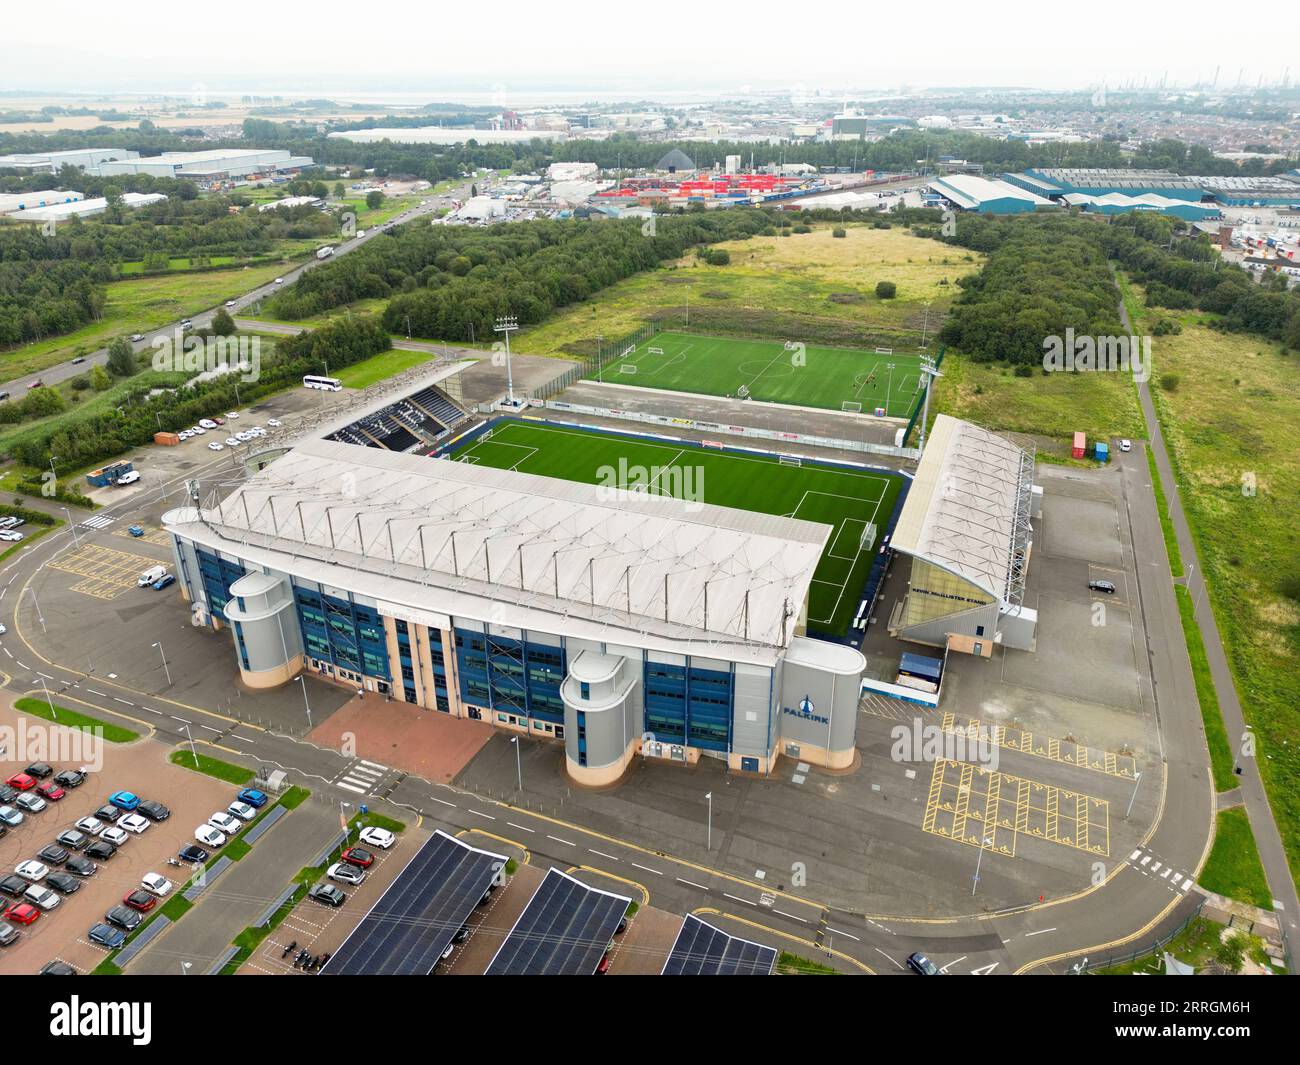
[590,330,926,416]
[451,420,901,639]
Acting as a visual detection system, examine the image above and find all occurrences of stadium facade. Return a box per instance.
[163,434,865,785]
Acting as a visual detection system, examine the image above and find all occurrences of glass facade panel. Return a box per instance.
[292,583,390,681]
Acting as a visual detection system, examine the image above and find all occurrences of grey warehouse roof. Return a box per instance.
[889,414,1034,605]
[167,437,829,653]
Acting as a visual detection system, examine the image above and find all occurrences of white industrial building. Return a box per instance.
[96,149,314,184]
[0,189,85,216]
[17,191,167,223]
[546,162,599,182]
[328,127,566,146]
[0,148,140,174]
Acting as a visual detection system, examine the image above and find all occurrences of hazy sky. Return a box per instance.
[3,0,1293,100]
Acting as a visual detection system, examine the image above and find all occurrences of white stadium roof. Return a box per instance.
[166,438,830,660]
[889,414,1034,605]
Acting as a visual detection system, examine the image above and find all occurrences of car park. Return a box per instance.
[5,903,39,926]
[137,799,170,822]
[327,862,366,886]
[64,856,97,877]
[16,860,49,882]
[56,830,88,851]
[84,841,116,861]
[118,814,149,834]
[208,812,242,835]
[15,792,46,813]
[100,826,129,847]
[194,824,225,848]
[237,788,268,808]
[46,873,81,896]
[359,826,395,849]
[308,883,346,907]
[227,801,257,822]
[36,845,68,866]
[141,873,173,897]
[105,905,142,932]
[88,923,126,949]
[23,884,60,911]
[123,889,157,913]
[52,769,84,788]
[0,806,23,827]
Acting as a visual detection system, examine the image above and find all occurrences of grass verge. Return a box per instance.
[1199,807,1273,909]
[1175,586,1236,792]
[13,696,139,742]
[169,749,256,785]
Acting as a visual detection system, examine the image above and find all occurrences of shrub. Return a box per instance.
[1160,373,1181,392]
[832,227,847,238]
[875,280,897,299]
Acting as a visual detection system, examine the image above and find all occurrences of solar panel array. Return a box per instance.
[322,831,506,976]
[485,869,631,976]
[662,915,778,976]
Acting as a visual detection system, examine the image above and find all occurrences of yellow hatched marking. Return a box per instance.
[937,715,1136,780]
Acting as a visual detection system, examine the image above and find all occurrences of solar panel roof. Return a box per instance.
[322,830,507,976]
[485,869,631,976]
[662,915,778,975]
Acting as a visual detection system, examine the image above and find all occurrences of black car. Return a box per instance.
[1088,579,1117,594]
[104,905,142,932]
[452,925,471,944]
[53,770,85,789]
[45,873,81,896]
[56,829,88,851]
[137,799,171,822]
[40,961,76,975]
[0,874,28,897]
[906,952,940,976]
[88,923,125,949]
[36,844,69,866]
[308,883,346,908]
[64,856,97,877]
[0,786,17,805]
[0,924,19,947]
[94,805,122,824]
[84,840,117,861]
[24,763,53,780]
[178,844,209,864]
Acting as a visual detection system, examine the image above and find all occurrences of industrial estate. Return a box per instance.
[0,14,1295,1017]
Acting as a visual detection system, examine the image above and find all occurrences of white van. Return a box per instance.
[137,565,167,587]
[116,470,141,485]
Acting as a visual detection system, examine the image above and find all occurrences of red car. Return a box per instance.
[123,889,157,913]
[340,847,374,868]
[4,774,35,792]
[37,782,65,801]
[5,903,39,925]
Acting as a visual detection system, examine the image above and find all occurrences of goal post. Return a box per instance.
[841,400,863,413]
[778,454,802,467]
[647,346,665,355]
[619,364,638,375]
[860,522,878,551]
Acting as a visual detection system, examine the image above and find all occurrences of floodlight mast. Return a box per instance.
[918,357,944,454]
[494,316,518,405]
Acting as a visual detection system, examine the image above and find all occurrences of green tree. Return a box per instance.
[365,190,385,210]
[876,280,897,299]
[89,365,112,391]
[211,308,236,336]
[106,337,138,377]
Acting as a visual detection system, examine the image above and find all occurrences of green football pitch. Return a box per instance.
[450,419,901,639]
[589,331,926,417]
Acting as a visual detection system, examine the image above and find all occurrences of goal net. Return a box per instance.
[620,364,638,375]
[874,347,893,355]
[841,400,863,413]
[736,384,750,398]
[783,341,799,351]
[778,454,802,467]
[860,522,878,550]
[647,346,665,355]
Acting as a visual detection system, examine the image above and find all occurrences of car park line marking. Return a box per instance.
[939,712,1137,780]
[547,834,574,846]
[630,862,662,875]
[875,949,904,969]
[588,849,619,861]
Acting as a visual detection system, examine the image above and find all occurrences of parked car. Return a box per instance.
[327,862,366,886]
[24,763,53,780]
[194,824,225,848]
[130,334,145,343]
[137,800,170,822]
[225,437,241,447]
[308,883,346,907]
[84,841,117,861]
[207,812,241,836]
[109,791,140,811]
[23,884,60,911]
[0,806,23,828]
[267,418,282,428]
[46,873,81,896]
[5,903,39,926]
[1088,580,1117,594]
[75,816,105,835]
[359,826,395,850]
[118,814,149,834]
[141,873,173,897]
[88,923,126,949]
[178,845,209,864]
[341,846,374,868]
[40,960,75,974]
[0,786,16,805]
[14,793,46,813]
[94,805,122,824]
[5,773,36,791]
[105,905,142,932]
[64,856,97,877]
[153,574,176,591]
[100,827,129,847]
[53,769,84,789]
[35,845,68,866]
[237,788,269,808]
[207,442,224,451]
[36,782,65,802]
[0,874,29,897]
[198,419,217,430]
[15,860,48,882]
[0,924,19,947]
[122,889,157,913]
[128,525,145,538]
[907,952,940,975]
[55,830,88,851]
[227,801,257,822]
[1119,439,1132,453]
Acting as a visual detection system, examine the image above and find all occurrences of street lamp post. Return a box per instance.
[1125,771,1143,819]
[182,723,198,769]
[40,676,57,722]
[61,507,80,549]
[152,641,171,685]
[972,835,993,896]
[27,587,46,634]
[511,735,523,791]
[298,674,313,729]
[705,791,713,851]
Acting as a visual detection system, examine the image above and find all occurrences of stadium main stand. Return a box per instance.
[327,384,467,452]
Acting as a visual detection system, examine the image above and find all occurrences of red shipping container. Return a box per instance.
[1071,431,1086,459]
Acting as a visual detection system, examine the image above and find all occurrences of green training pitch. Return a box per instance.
[588,330,926,416]
[450,419,901,639]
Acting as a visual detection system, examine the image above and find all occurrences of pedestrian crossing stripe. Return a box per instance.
[80,515,115,529]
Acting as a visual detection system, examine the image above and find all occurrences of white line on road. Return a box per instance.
[939,956,968,972]
[113,697,134,706]
[429,797,456,808]
[630,862,662,876]
[875,949,904,969]
[676,877,708,891]
[825,927,860,942]
[1023,927,1057,937]
[588,849,619,861]
[506,822,535,833]
[722,893,754,906]
[138,706,162,715]
[773,910,805,923]
[547,835,574,846]
[468,809,495,820]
